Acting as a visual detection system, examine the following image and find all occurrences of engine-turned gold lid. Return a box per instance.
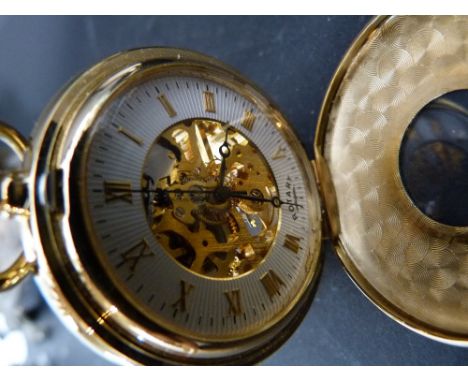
[315,16,468,344]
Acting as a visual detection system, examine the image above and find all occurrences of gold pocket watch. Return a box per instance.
[1,15,468,365]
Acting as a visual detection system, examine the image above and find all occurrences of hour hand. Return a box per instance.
[218,127,233,187]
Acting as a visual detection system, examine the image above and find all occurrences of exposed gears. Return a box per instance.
[143,118,279,278]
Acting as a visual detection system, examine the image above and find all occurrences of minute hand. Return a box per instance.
[228,191,303,208]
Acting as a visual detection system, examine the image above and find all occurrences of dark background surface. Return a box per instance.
[0,15,467,365]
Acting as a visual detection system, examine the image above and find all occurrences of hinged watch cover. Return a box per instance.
[315,15,468,344]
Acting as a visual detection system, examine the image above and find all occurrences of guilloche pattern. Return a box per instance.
[324,16,468,335]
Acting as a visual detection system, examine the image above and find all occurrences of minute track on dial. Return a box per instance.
[78,59,321,351]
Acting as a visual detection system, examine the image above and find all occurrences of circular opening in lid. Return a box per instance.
[399,90,468,227]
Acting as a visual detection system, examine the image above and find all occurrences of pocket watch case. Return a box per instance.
[0,47,323,365]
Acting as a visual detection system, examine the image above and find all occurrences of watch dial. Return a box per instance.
[81,69,320,341]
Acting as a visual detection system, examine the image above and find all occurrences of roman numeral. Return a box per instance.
[241,110,256,131]
[260,270,285,301]
[116,126,144,146]
[171,280,195,312]
[283,234,302,253]
[103,181,133,204]
[271,145,287,160]
[224,289,242,316]
[158,94,177,117]
[203,91,216,113]
[116,239,154,273]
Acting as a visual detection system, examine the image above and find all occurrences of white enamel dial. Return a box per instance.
[81,69,320,342]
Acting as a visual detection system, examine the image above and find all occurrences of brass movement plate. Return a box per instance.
[146,119,279,279]
[316,16,468,342]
